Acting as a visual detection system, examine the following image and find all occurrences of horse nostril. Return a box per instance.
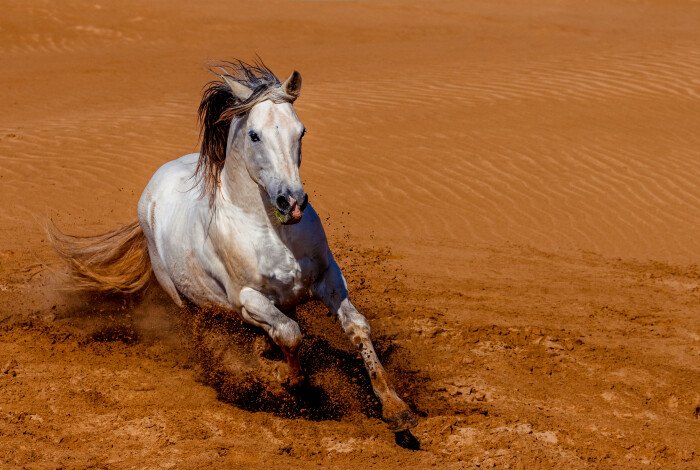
[276,195,290,211]
[299,194,308,211]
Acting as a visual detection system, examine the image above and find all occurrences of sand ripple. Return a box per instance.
[1,1,698,264]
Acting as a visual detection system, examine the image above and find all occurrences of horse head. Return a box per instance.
[197,62,308,224]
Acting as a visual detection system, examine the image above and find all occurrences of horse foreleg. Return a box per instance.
[239,287,304,387]
[314,261,417,431]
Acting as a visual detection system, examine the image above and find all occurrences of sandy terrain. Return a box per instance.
[1,0,699,468]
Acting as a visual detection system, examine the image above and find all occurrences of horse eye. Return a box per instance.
[301,128,306,138]
[248,130,260,142]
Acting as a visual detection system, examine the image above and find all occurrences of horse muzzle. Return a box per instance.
[273,193,308,225]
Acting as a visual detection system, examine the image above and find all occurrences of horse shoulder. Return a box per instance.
[281,204,333,286]
[207,205,269,293]
[288,204,331,267]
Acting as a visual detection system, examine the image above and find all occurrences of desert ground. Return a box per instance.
[1,0,699,468]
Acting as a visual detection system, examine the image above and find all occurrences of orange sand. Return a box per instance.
[1,1,699,468]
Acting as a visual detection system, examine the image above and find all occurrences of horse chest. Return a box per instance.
[254,238,315,305]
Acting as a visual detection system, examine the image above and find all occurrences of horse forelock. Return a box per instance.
[195,60,296,205]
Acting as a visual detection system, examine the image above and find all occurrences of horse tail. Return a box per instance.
[48,219,152,294]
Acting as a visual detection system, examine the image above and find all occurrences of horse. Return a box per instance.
[50,60,417,432]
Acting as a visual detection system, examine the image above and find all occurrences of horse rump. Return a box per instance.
[48,219,152,294]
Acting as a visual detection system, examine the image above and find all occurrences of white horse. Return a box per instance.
[51,61,416,432]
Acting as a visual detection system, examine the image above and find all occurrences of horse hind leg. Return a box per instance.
[146,241,184,308]
[238,287,303,387]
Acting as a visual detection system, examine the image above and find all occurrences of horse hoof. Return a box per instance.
[384,408,418,432]
[284,376,304,390]
[284,373,305,390]
[252,336,273,357]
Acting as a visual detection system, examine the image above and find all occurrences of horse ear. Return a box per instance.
[282,71,302,100]
[222,75,253,101]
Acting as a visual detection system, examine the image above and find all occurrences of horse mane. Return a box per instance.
[196,59,294,204]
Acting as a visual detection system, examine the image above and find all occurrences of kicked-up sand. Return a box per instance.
[0,1,699,468]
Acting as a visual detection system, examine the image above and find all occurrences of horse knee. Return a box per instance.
[342,313,371,344]
[272,319,302,351]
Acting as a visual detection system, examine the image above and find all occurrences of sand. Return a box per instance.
[1,0,699,468]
